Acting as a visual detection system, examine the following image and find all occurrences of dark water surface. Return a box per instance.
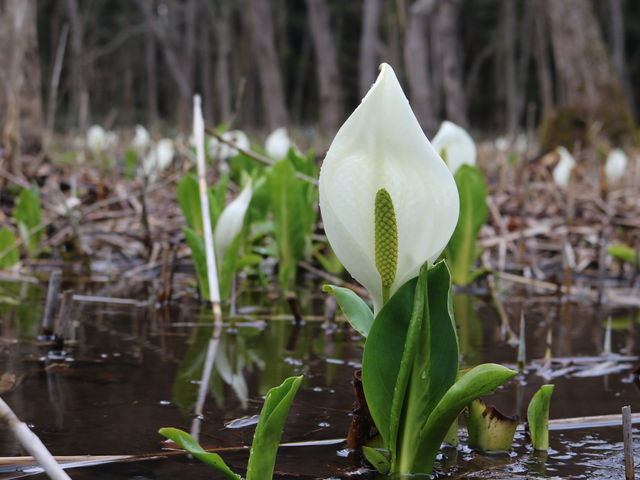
[0,278,639,479]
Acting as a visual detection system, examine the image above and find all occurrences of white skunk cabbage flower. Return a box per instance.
[494,137,509,152]
[142,139,175,180]
[132,125,151,153]
[265,127,291,160]
[319,63,459,313]
[87,125,107,154]
[209,130,250,160]
[431,121,477,174]
[213,181,253,262]
[553,146,576,189]
[605,148,627,185]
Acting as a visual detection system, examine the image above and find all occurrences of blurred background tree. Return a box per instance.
[1,0,639,165]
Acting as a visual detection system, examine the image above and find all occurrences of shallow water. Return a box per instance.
[0,278,638,479]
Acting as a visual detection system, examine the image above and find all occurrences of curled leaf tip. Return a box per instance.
[375,188,398,290]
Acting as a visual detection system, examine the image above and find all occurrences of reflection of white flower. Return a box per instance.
[319,63,459,313]
[132,125,151,153]
[605,148,627,185]
[142,139,175,179]
[553,146,576,189]
[213,182,253,262]
[209,130,250,160]
[265,127,291,160]
[431,121,477,174]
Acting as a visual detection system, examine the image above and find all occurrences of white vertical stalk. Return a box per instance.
[191,95,224,441]
[0,397,71,480]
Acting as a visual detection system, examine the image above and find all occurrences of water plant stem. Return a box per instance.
[622,405,634,480]
[41,270,62,336]
[0,397,71,480]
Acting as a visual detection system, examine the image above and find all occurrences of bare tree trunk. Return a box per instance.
[502,0,518,136]
[144,20,159,127]
[247,0,288,130]
[212,1,232,124]
[182,0,197,126]
[0,0,44,173]
[359,0,382,96]
[541,0,634,147]
[66,0,89,132]
[404,0,437,134]
[607,0,634,118]
[433,0,467,127]
[532,0,553,118]
[305,0,343,137]
[200,20,214,124]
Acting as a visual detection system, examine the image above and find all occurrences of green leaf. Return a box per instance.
[219,233,243,300]
[0,227,19,268]
[466,399,518,452]
[267,160,308,289]
[413,363,517,472]
[123,149,138,179]
[608,244,636,264]
[246,375,303,480]
[527,384,554,451]
[14,187,42,255]
[362,446,390,474]
[390,262,459,472]
[158,427,242,480]
[177,175,202,234]
[322,284,373,337]
[444,165,488,285]
[183,227,209,300]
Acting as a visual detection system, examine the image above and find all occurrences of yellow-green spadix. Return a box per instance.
[318,63,459,313]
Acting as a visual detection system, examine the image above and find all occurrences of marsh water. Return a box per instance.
[0,273,638,479]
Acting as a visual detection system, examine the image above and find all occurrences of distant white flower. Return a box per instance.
[495,137,509,152]
[605,148,627,185]
[87,125,107,154]
[209,130,250,160]
[553,146,576,189]
[265,127,291,160]
[53,196,81,216]
[213,181,253,262]
[142,139,175,180]
[132,125,151,153]
[431,121,477,174]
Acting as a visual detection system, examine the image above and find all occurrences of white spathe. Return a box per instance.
[431,120,477,174]
[265,127,291,160]
[209,130,250,160]
[319,63,460,313]
[142,139,175,179]
[553,146,576,189]
[213,181,253,262]
[87,125,107,154]
[132,125,151,153]
[605,148,627,185]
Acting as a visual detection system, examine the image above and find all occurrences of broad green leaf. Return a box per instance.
[14,187,42,255]
[0,228,19,268]
[158,427,242,480]
[322,284,373,337]
[444,165,488,285]
[527,384,554,450]
[390,262,458,472]
[219,233,243,300]
[362,275,418,447]
[608,244,636,264]
[413,363,517,472]
[177,175,202,234]
[267,160,308,289]
[362,446,390,474]
[246,375,303,480]
[124,149,138,179]
[183,227,209,300]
